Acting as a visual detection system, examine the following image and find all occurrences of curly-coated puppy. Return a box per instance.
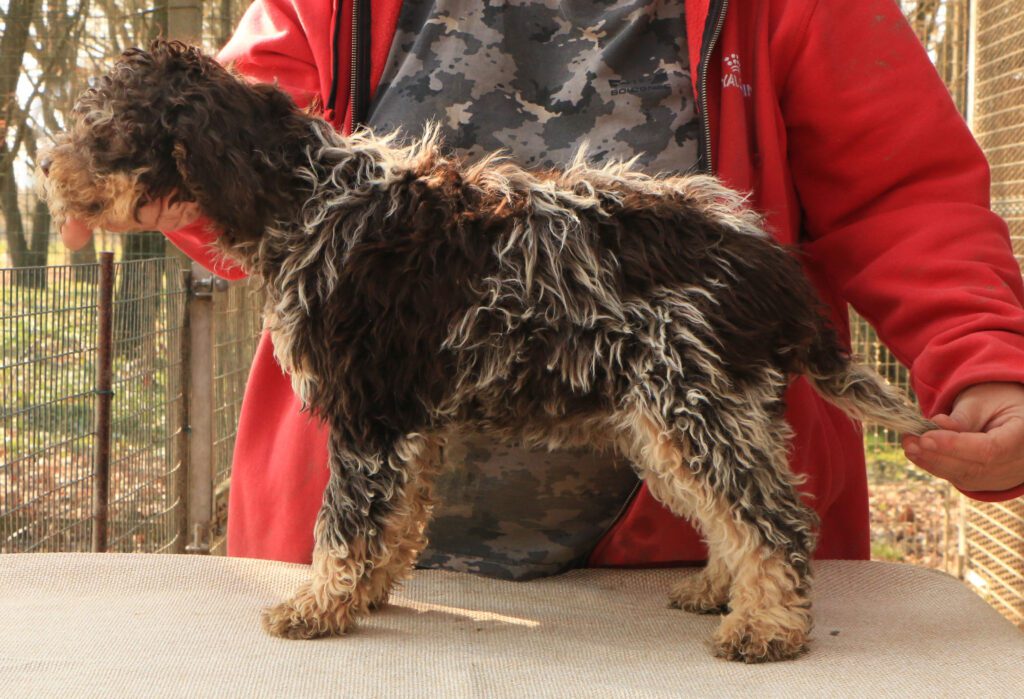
[39,41,934,663]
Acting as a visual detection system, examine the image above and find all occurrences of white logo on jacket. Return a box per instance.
[722,53,752,97]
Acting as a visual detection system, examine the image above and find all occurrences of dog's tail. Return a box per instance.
[801,325,936,437]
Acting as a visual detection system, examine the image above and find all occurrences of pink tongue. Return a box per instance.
[60,218,93,250]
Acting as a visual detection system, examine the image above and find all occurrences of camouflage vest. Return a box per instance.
[369,0,699,580]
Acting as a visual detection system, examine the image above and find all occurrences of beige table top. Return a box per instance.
[1,554,1022,698]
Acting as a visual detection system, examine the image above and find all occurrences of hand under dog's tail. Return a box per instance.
[802,332,937,437]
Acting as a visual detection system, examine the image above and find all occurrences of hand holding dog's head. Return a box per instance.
[39,40,313,244]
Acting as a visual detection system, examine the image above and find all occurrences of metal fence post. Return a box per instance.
[92,253,114,553]
[185,265,227,554]
[166,0,206,554]
[168,0,203,43]
[172,269,193,553]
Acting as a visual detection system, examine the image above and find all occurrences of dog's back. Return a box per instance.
[272,127,931,450]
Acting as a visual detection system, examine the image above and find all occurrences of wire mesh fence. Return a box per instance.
[210,279,263,553]
[963,0,1024,628]
[964,501,1024,627]
[1,256,187,553]
[1,255,260,554]
[2,264,103,552]
[973,0,1024,268]
[212,282,263,488]
[1,1,262,557]
[106,257,188,552]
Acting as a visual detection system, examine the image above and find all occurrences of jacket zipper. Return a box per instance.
[698,0,729,174]
[326,0,370,133]
[349,0,371,133]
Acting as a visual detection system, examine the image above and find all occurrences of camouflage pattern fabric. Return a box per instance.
[370,0,700,172]
[418,434,639,580]
[368,0,700,580]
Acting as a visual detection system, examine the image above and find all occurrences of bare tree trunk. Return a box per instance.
[72,237,99,284]
[219,0,235,48]
[0,0,39,115]
[0,146,29,266]
[20,199,52,287]
[1,0,42,280]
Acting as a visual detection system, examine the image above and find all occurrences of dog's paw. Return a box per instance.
[668,574,729,615]
[260,599,350,640]
[712,612,809,663]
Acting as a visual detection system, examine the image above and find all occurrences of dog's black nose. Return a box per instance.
[39,157,52,176]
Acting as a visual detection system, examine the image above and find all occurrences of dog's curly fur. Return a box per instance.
[40,41,935,663]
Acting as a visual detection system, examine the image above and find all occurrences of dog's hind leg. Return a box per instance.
[261,433,440,639]
[620,391,817,663]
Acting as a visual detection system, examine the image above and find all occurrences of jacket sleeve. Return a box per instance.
[216,0,323,108]
[162,0,324,279]
[781,0,1024,501]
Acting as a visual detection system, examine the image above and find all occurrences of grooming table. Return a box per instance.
[1,555,1021,697]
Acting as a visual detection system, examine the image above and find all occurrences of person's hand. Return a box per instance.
[59,195,201,250]
[903,382,1024,492]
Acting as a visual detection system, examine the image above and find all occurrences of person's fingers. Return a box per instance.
[919,421,1021,465]
[929,413,963,431]
[101,201,165,233]
[948,395,987,431]
[107,198,200,233]
[60,218,94,250]
[163,199,201,230]
[903,414,959,460]
[909,419,1024,490]
[905,448,987,489]
[904,384,1024,491]
[55,195,199,244]
[100,220,137,233]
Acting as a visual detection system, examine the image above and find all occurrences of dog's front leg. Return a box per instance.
[261,433,441,639]
[260,518,369,639]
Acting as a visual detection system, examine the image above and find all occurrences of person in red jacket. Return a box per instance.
[62,0,1024,574]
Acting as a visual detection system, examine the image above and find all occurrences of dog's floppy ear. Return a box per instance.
[149,40,311,243]
[165,86,268,238]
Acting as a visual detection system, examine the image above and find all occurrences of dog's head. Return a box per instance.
[38,40,314,244]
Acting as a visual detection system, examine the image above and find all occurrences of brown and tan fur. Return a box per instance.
[39,41,935,663]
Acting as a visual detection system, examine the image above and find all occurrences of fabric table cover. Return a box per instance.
[1,554,1022,697]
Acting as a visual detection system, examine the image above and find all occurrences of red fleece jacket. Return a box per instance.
[164,0,1024,566]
